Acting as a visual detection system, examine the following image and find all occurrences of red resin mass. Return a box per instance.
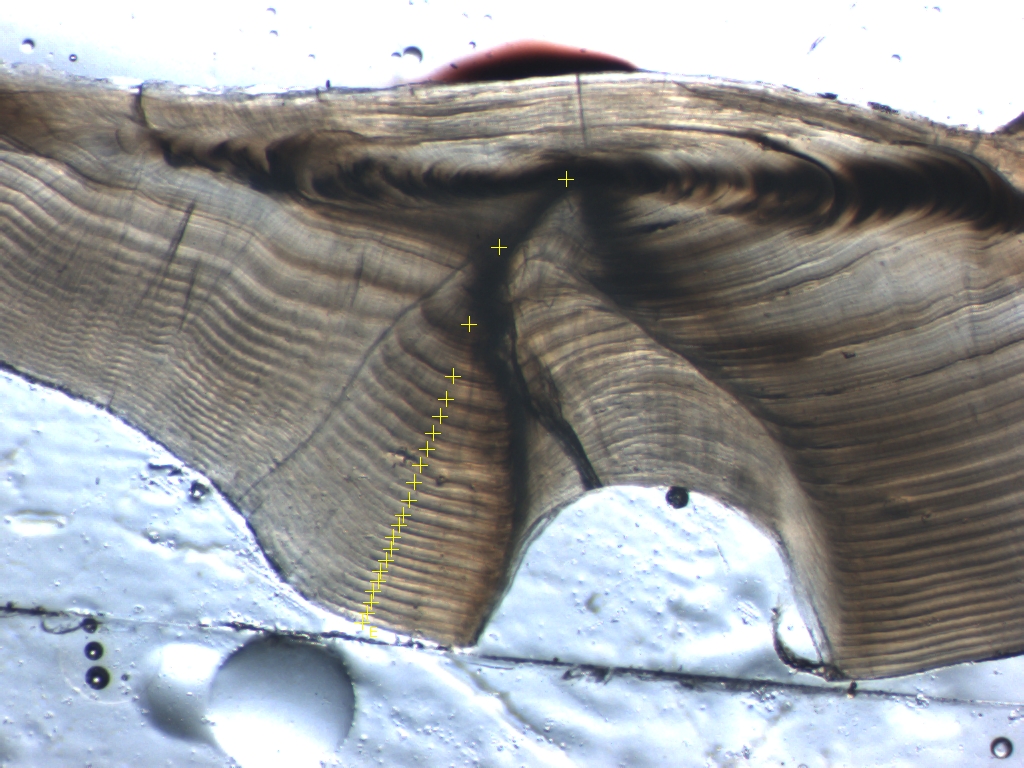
[426,40,637,83]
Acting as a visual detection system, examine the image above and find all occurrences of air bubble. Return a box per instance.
[208,637,355,766]
[86,666,110,690]
[81,616,99,633]
[992,737,1013,759]
[402,46,423,62]
[189,480,209,501]
[84,641,104,661]
[20,39,35,55]
[665,486,689,509]
[69,53,78,62]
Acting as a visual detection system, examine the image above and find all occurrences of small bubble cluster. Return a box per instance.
[79,618,111,689]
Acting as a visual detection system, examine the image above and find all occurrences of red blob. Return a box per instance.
[425,40,637,84]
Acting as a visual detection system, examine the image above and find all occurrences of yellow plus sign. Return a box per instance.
[491,238,507,255]
[401,491,417,505]
[418,441,435,456]
[406,475,422,489]
[446,368,461,385]
[425,424,441,440]
[432,408,447,423]
[558,171,574,187]
[412,456,428,472]
[462,316,477,333]
[438,391,454,407]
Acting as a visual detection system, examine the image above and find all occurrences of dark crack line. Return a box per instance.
[6,603,1022,708]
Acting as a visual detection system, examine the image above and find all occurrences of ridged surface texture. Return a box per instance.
[0,69,1022,679]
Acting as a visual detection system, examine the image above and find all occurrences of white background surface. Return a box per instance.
[0,3,1022,766]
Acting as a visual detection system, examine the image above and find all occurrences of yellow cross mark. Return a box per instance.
[365,367,468,634]
[491,238,507,255]
[558,171,574,187]
[462,316,477,332]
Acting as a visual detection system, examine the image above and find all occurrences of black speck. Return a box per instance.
[84,641,104,661]
[847,681,857,696]
[325,79,330,89]
[121,673,130,681]
[891,54,902,61]
[842,351,856,359]
[808,36,825,53]
[148,461,182,476]
[818,92,838,100]
[868,101,897,115]
[189,480,209,501]
[85,666,110,690]
[402,46,423,62]
[666,486,689,509]
[81,617,99,634]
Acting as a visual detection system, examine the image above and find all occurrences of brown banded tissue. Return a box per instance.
[0,68,1022,679]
